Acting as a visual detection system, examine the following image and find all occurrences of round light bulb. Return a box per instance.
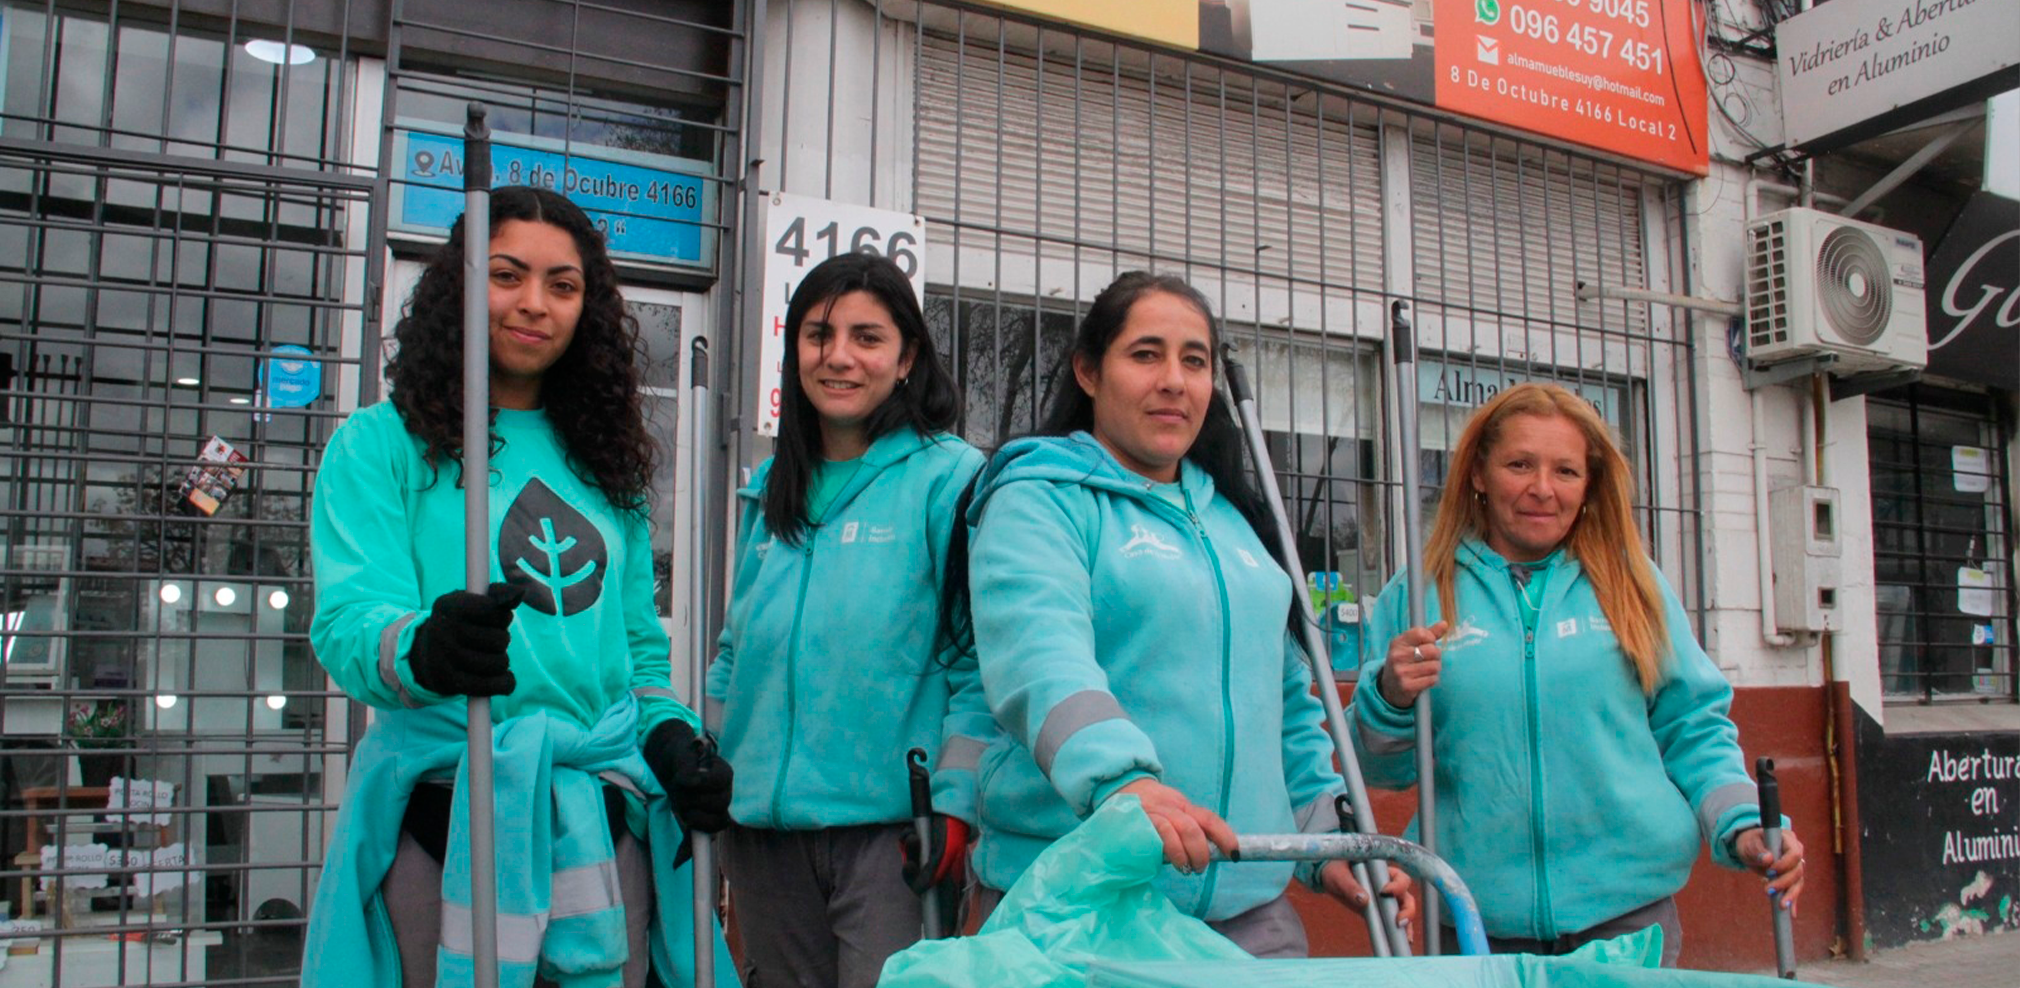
[155,694,179,709]
[267,589,290,610]
[159,583,183,604]
[213,586,237,607]
[265,695,288,711]
[244,40,317,65]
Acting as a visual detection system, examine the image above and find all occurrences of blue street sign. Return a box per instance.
[393,128,713,269]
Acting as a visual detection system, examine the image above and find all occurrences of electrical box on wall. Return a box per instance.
[1769,486,1843,633]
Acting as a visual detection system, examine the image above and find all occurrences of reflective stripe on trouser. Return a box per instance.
[383,828,656,987]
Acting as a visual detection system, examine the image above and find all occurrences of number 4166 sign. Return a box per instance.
[756,192,926,437]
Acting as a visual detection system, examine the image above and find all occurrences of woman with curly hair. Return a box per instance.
[303,186,734,988]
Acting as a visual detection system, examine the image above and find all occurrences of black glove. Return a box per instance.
[408,583,525,699]
[643,719,734,835]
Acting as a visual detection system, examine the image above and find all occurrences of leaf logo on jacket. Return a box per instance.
[500,477,608,616]
[1118,524,1181,560]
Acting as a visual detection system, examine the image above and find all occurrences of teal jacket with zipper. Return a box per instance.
[706,428,989,828]
[1355,538,1765,941]
[966,433,1346,922]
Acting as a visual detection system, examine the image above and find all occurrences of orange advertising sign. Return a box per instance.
[1433,0,1709,173]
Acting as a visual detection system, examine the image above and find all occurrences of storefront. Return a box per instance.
[0,1,742,983]
[0,0,2011,983]
[749,0,1720,959]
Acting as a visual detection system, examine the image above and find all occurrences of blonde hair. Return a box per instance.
[1424,383,1668,694]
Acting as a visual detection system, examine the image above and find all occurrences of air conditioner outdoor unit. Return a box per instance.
[1746,207,1928,373]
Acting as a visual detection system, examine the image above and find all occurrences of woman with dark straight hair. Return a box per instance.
[708,251,990,988]
[305,186,734,987]
[960,271,1415,957]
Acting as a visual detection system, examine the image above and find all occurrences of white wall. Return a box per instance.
[1684,0,1887,712]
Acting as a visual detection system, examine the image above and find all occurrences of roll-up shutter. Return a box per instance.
[915,32,1384,295]
[1408,126,1651,339]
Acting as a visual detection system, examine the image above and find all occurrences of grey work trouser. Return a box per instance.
[382,827,657,988]
[972,883,1311,959]
[718,823,923,988]
[1483,895,1682,967]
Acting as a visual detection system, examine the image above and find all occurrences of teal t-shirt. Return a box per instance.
[807,456,865,524]
[308,401,696,742]
[1510,548,1563,638]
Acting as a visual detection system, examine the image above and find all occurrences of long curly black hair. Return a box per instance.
[386,186,654,512]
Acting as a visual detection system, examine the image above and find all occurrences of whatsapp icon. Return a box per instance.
[1477,0,1501,23]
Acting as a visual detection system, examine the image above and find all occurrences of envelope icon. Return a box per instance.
[1477,35,1500,64]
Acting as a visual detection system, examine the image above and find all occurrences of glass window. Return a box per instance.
[1868,387,2015,701]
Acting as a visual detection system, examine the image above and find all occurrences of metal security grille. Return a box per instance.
[849,0,1701,664]
[0,2,749,985]
[0,5,368,984]
[1868,386,2017,703]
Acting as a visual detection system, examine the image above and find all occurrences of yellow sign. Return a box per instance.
[974,0,1198,50]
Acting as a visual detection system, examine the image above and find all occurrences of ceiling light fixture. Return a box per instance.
[244,40,317,66]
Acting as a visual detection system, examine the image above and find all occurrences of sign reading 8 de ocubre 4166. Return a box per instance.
[756,193,926,437]
[1436,0,1710,174]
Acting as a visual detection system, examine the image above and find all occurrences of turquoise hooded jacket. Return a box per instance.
[706,428,990,828]
[1355,538,1765,941]
[300,696,736,988]
[965,433,1346,922]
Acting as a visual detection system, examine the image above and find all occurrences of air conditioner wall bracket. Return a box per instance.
[1742,354,1838,392]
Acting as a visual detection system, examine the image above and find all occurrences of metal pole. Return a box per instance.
[687,337,718,987]
[908,747,943,940]
[1389,300,1439,954]
[1211,833,1488,957]
[459,101,501,988]
[1220,350,1410,957]
[1758,758,1797,978]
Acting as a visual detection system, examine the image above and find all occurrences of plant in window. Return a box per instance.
[65,698,130,750]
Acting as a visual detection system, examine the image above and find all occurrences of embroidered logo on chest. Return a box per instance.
[1236,548,1260,568]
[1119,524,1182,560]
[1443,617,1491,653]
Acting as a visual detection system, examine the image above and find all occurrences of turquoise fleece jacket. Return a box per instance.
[1355,538,1765,941]
[300,696,736,988]
[965,433,1346,922]
[309,402,696,743]
[706,428,990,828]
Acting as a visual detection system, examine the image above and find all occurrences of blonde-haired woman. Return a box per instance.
[1355,383,1803,965]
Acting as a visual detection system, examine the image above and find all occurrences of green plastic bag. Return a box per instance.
[878,795,1250,988]
[1083,927,1833,988]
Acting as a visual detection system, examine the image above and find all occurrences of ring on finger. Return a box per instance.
[1411,645,1423,662]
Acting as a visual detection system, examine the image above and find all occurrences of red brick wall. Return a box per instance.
[1298,684,1841,972]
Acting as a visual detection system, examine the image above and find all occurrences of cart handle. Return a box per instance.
[1210,832,1489,957]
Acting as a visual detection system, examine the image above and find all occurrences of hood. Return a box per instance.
[967,432,1217,522]
[1453,537,1579,584]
